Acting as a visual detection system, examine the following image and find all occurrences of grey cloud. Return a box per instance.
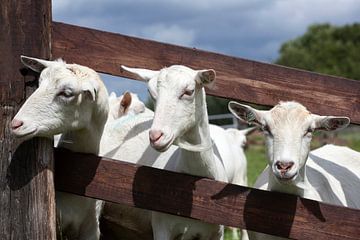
[53,0,360,61]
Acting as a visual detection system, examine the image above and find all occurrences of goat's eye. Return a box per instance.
[304,128,314,137]
[180,89,194,99]
[148,89,157,100]
[262,125,273,137]
[57,89,75,100]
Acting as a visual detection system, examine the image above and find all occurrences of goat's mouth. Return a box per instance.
[275,172,298,183]
[150,134,175,152]
[12,127,37,139]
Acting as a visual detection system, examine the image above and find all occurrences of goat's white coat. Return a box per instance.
[101,91,252,239]
[99,93,176,239]
[146,65,225,240]
[120,65,251,240]
[251,144,360,240]
[12,56,109,240]
[229,101,360,240]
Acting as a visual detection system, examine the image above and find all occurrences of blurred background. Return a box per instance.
[53,1,360,238]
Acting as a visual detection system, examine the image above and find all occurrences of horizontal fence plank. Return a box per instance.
[54,148,360,240]
[52,22,360,124]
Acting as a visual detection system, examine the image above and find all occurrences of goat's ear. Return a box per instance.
[109,92,117,101]
[20,55,53,73]
[121,65,159,81]
[239,126,258,136]
[120,91,132,113]
[228,101,266,126]
[81,80,98,101]
[312,115,350,131]
[148,78,158,100]
[196,69,216,87]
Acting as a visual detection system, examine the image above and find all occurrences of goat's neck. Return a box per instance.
[59,127,104,154]
[177,90,227,182]
[59,111,107,155]
[267,164,310,196]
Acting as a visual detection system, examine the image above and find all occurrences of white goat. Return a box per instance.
[11,56,109,240]
[100,92,154,239]
[229,101,360,240]
[100,93,177,239]
[108,91,252,186]
[102,91,253,239]
[108,91,145,120]
[122,65,241,240]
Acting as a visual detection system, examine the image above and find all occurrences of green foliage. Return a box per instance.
[145,96,155,111]
[206,96,229,115]
[276,23,360,80]
[206,96,232,125]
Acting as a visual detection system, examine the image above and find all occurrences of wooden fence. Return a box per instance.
[1,0,360,239]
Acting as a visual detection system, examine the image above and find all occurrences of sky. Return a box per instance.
[52,0,360,101]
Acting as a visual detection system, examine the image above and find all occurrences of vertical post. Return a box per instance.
[0,0,56,239]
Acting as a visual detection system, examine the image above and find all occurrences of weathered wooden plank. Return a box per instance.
[0,0,56,239]
[54,148,360,240]
[52,22,360,124]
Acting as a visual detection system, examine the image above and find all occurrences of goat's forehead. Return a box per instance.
[268,104,311,128]
[39,66,78,89]
[39,64,99,88]
[158,66,196,86]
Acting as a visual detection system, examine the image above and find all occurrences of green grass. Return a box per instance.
[224,228,237,240]
[337,128,360,151]
[242,132,268,186]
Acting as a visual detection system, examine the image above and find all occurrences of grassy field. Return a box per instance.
[224,126,360,239]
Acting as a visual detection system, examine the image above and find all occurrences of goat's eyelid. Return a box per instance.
[179,88,195,99]
[262,125,273,136]
[57,88,75,99]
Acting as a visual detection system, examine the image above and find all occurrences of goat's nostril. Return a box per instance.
[276,161,294,171]
[10,119,24,130]
[149,130,163,143]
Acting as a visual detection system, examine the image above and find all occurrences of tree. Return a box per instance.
[276,23,360,145]
[276,23,360,80]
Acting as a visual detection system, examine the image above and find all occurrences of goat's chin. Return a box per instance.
[275,172,298,184]
[151,143,172,152]
[12,127,37,140]
[150,135,175,152]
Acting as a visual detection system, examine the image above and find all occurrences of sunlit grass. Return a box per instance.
[246,146,267,186]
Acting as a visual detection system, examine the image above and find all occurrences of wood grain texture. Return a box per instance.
[55,148,360,240]
[52,22,360,124]
[0,0,56,239]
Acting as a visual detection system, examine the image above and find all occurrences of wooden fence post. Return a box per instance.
[0,0,56,239]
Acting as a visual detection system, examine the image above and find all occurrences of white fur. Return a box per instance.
[229,101,360,240]
[101,92,253,239]
[122,65,247,240]
[108,91,145,121]
[147,65,226,240]
[99,95,177,239]
[12,56,109,240]
[108,92,251,185]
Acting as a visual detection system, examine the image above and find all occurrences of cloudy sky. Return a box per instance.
[53,0,360,100]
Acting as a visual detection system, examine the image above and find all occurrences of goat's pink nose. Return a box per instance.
[10,119,24,130]
[149,129,163,143]
[276,161,294,172]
